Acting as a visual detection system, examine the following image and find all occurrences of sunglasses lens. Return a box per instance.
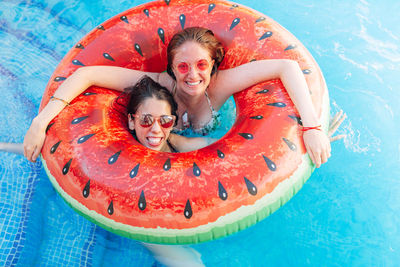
[196,59,209,71]
[139,114,154,127]
[177,62,189,74]
[159,116,174,128]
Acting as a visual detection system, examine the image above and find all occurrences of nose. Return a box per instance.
[149,119,162,132]
[187,64,198,78]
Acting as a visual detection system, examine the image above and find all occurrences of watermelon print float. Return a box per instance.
[40,0,330,244]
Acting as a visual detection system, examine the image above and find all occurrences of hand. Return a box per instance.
[303,129,331,168]
[328,110,346,142]
[23,117,46,162]
[303,110,346,168]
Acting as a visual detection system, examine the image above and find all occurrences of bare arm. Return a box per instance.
[213,60,318,125]
[168,134,216,152]
[212,59,330,167]
[24,66,160,162]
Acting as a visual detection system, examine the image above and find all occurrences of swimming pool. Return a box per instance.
[1,0,399,266]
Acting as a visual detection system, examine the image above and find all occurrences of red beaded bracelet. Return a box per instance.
[301,125,322,132]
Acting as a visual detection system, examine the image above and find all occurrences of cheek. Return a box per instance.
[163,129,172,138]
[134,126,146,142]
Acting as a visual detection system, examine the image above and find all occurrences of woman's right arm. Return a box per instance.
[23,66,160,162]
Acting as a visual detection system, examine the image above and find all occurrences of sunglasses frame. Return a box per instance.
[174,59,213,74]
[130,114,176,129]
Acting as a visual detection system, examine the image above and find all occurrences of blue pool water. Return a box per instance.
[1,0,400,266]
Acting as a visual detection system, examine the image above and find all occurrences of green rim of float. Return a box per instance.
[40,0,330,244]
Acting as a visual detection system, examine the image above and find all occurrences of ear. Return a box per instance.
[128,114,135,131]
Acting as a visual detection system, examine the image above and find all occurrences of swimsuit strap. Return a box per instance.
[204,90,216,113]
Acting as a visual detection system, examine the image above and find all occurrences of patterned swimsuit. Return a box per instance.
[172,91,221,136]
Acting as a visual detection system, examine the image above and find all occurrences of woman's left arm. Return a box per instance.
[211,59,330,167]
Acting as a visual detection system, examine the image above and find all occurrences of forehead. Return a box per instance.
[136,97,171,116]
[173,41,211,62]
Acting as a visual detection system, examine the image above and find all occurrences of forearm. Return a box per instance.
[33,67,92,129]
[279,61,319,127]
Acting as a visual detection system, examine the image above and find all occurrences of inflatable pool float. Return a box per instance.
[40,0,329,244]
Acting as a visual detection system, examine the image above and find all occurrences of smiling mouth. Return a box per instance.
[146,137,163,147]
[185,80,201,86]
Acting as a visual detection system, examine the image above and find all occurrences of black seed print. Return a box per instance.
[283,138,297,151]
[244,177,257,196]
[193,162,201,177]
[164,0,170,5]
[50,141,61,154]
[284,44,297,51]
[255,17,266,23]
[256,88,269,94]
[130,163,140,178]
[46,122,55,133]
[238,133,253,140]
[259,31,273,41]
[120,15,128,24]
[250,115,263,120]
[83,180,90,198]
[75,43,84,49]
[54,76,66,82]
[263,155,277,171]
[72,59,84,66]
[107,201,114,215]
[97,25,105,31]
[103,53,115,61]
[302,69,312,74]
[230,4,238,9]
[179,14,186,29]
[218,181,228,200]
[217,149,225,159]
[138,191,146,211]
[143,9,149,17]
[134,43,143,57]
[230,18,240,31]
[184,200,193,219]
[158,28,165,44]
[62,159,72,175]
[108,150,121,165]
[83,92,97,96]
[163,158,171,171]
[77,133,95,144]
[208,3,216,13]
[267,102,286,108]
[288,115,303,126]
[71,116,88,124]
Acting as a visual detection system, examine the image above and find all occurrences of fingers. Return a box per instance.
[23,144,39,162]
[306,144,321,168]
[329,110,343,126]
[32,147,41,162]
[328,111,346,137]
[330,134,346,142]
[306,142,331,168]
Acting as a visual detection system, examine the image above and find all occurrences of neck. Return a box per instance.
[175,88,205,111]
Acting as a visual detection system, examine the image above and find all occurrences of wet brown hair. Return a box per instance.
[126,76,178,120]
[113,76,178,127]
[166,27,225,80]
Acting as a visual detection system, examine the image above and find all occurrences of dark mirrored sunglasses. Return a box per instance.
[131,114,176,129]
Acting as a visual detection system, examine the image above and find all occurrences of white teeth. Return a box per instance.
[147,137,162,145]
[186,81,201,86]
